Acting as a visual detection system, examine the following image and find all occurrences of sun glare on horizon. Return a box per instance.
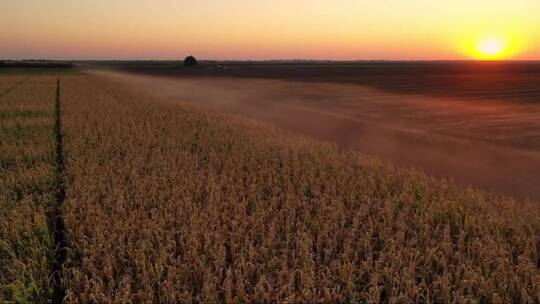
[463,33,520,60]
[475,34,511,60]
[478,36,505,56]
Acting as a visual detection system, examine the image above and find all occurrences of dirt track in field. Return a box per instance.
[90,71,540,201]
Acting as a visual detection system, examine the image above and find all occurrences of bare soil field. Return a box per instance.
[115,61,540,103]
[94,70,540,200]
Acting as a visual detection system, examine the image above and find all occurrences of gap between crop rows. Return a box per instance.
[47,77,68,304]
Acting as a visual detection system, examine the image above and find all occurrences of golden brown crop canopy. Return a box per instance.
[54,74,539,303]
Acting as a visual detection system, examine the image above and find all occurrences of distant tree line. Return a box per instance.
[0,61,74,69]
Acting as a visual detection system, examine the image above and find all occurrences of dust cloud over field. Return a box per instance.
[93,71,540,200]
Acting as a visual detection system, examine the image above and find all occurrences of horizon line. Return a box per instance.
[3,58,540,63]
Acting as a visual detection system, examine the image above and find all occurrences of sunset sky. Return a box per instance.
[2,0,540,60]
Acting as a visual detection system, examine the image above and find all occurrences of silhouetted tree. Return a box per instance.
[183,56,198,67]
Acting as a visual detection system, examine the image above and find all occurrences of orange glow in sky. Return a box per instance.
[1,0,539,60]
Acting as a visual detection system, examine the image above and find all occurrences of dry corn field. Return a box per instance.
[0,76,56,302]
[1,73,540,303]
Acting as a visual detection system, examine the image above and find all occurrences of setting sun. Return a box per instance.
[478,36,505,56]
[459,31,523,60]
[475,35,510,59]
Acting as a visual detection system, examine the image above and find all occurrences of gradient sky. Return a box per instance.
[1,0,539,60]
